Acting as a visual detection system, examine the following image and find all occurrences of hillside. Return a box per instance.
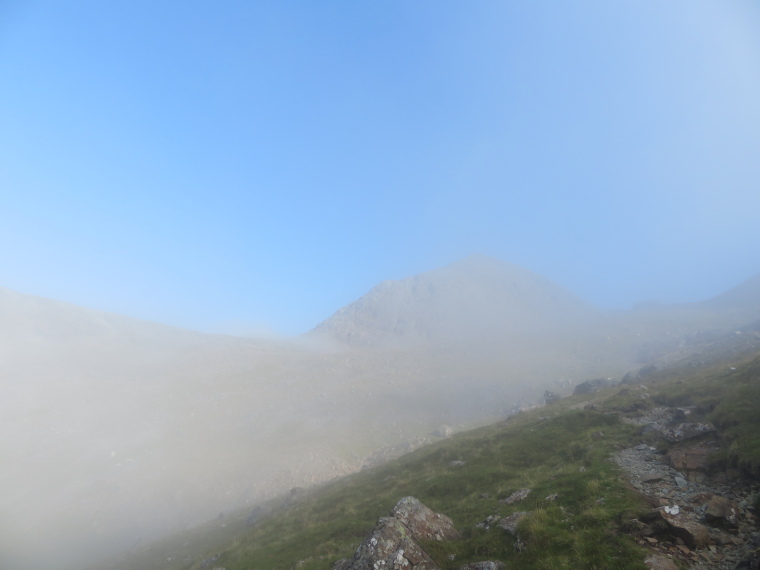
[3,259,760,570]
[100,347,760,570]
[310,255,599,347]
[700,272,760,312]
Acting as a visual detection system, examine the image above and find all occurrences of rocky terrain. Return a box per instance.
[613,406,759,569]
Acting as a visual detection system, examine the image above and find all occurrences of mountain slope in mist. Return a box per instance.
[3,258,760,570]
[700,271,760,311]
[311,255,598,347]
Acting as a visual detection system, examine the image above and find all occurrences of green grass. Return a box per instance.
[646,353,760,476]
[105,350,760,570]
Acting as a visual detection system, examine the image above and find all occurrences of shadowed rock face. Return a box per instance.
[310,255,598,347]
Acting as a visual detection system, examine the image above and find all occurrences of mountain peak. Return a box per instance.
[311,256,597,347]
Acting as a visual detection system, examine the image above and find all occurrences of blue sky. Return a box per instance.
[1,1,759,336]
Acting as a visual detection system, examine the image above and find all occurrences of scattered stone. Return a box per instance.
[500,489,531,505]
[458,562,504,570]
[674,476,688,489]
[497,512,528,536]
[644,554,678,570]
[475,515,501,530]
[479,493,490,499]
[642,473,666,483]
[659,423,716,443]
[545,493,558,501]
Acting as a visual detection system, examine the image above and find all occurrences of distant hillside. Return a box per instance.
[0,286,215,348]
[310,255,599,347]
[700,271,760,310]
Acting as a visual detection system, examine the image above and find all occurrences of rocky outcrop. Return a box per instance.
[623,406,715,443]
[391,496,462,542]
[332,497,460,570]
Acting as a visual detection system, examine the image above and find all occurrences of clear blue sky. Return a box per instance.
[1,1,759,336]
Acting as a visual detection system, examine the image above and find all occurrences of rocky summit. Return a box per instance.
[310,254,597,347]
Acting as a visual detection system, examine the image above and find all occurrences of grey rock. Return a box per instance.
[643,554,678,570]
[458,563,504,570]
[334,497,460,570]
[338,516,439,570]
[642,473,666,483]
[497,512,528,536]
[643,509,710,549]
[705,495,740,528]
[500,488,531,504]
[659,422,716,443]
[392,496,461,542]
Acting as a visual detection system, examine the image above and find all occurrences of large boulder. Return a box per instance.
[333,497,459,570]
[341,516,439,570]
[643,508,710,549]
[668,447,708,475]
[704,495,740,528]
[392,496,461,542]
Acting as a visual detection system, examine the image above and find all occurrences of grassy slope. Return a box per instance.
[105,349,760,570]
